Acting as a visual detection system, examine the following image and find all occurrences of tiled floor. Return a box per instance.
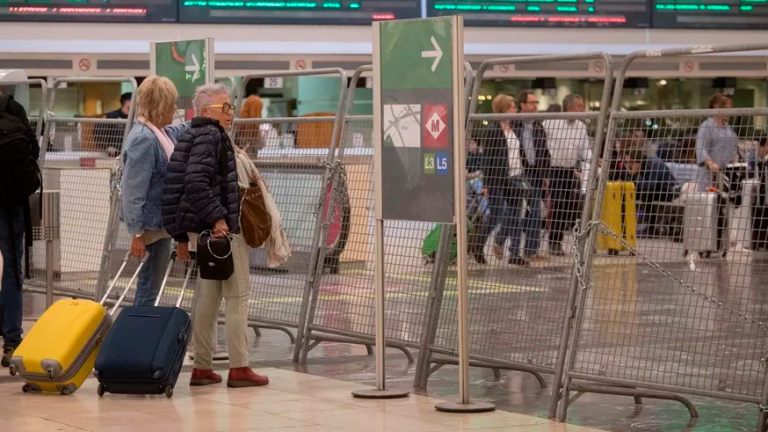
[0,368,606,432]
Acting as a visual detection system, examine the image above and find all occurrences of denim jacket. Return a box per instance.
[121,121,190,235]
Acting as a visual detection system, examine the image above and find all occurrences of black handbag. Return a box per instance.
[197,140,235,281]
[197,231,234,281]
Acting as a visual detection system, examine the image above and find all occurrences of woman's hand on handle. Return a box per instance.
[130,235,146,259]
[213,220,229,239]
[176,242,191,262]
[706,160,720,173]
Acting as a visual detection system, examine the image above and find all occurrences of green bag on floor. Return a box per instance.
[421,224,458,264]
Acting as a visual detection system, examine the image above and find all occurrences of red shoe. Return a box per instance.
[190,369,222,386]
[227,367,269,388]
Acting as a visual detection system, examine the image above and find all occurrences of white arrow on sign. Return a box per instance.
[421,36,443,72]
[185,53,201,82]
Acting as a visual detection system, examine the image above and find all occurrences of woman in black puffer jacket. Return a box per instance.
[162,83,269,389]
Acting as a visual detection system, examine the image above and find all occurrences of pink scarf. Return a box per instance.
[138,116,174,160]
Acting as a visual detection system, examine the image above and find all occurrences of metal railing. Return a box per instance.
[556,44,768,432]
[22,49,768,431]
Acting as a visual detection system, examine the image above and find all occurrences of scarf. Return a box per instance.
[138,116,174,160]
[234,148,291,267]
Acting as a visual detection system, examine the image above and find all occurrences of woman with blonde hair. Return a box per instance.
[236,95,266,157]
[121,75,189,306]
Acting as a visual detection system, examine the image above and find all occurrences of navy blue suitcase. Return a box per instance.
[94,252,195,398]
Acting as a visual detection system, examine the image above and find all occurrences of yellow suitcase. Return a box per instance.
[596,182,637,254]
[10,254,145,395]
[10,299,110,394]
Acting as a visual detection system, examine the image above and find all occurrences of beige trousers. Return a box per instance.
[192,234,251,369]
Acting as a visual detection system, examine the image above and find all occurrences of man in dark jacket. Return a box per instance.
[96,92,131,156]
[620,147,678,204]
[0,93,40,367]
[620,146,678,236]
[513,90,551,260]
[163,83,268,390]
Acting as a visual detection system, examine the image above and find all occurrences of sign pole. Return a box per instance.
[352,22,410,399]
[433,16,495,414]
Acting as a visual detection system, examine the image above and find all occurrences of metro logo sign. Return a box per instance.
[422,103,448,148]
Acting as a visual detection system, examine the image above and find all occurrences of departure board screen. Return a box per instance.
[428,0,650,27]
[179,0,421,24]
[653,0,768,28]
[0,0,176,22]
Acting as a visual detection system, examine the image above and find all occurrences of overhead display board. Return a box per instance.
[427,0,650,27]
[179,0,421,24]
[653,0,768,29]
[0,0,177,22]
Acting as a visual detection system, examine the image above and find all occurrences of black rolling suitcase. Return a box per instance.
[94,251,196,398]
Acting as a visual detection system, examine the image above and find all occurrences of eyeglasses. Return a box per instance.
[204,102,234,115]
[525,100,540,105]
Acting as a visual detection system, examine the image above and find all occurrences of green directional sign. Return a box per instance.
[380,19,453,91]
[374,16,464,224]
[151,38,214,117]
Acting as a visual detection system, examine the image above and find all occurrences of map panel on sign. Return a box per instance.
[422,103,449,148]
[383,104,421,148]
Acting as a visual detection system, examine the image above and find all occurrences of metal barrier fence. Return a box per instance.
[298,63,477,364]
[554,44,768,432]
[29,77,137,304]
[22,52,768,430]
[413,54,614,390]
[230,68,350,361]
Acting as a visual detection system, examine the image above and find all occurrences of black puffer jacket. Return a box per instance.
[162,116,240,242]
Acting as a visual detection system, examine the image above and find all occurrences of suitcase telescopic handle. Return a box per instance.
[99,251,149,316]
[153,251,197,308]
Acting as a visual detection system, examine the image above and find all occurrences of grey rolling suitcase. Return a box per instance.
[683,192,727,258]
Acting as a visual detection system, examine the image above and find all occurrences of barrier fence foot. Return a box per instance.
[435,401,496,413]
[352,388,410,399]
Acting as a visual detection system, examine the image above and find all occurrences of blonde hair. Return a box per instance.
[492,94,515,114]
[135,76,177,126]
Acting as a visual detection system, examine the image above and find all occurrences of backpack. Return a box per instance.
[0,96,41,204]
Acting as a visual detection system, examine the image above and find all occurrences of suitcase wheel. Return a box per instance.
[700,251,712,259]
[165,385,174,399]
[683,250,689,258]
[59,387,72,396]
[97,384,107,397]
[21,384,30,393]
[8,365,17,376]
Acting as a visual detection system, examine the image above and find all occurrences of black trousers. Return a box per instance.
[549,167,580,245]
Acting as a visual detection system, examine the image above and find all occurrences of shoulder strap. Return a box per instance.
[218,140,230,212]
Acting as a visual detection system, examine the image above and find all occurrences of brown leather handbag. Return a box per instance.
[240,182,272,248]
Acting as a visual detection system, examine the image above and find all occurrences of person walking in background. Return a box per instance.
[163,83,268,388]
[98,92,132,156]
[696,93,738,191]
[0,90,40,367]
[513,90,552,261]
[473,94,528,267]
[121,76,189,307]
[542,94,590,256]
[237,95,266,158]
